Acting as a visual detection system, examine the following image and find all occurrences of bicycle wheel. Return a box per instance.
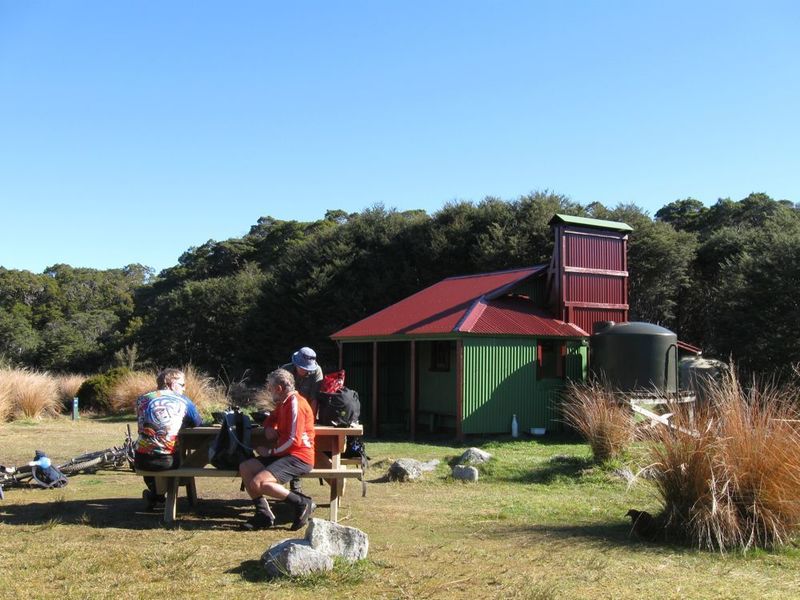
[0,467,34,489]
[58,453,106,475]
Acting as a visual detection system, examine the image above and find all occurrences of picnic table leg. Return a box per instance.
[164,478,178,524]
[185,477,198,507]
[329,478,341,523]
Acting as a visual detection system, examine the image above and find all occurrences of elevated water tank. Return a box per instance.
[590,321,678,393]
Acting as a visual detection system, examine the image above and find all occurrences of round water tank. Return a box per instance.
[590,321,678,393]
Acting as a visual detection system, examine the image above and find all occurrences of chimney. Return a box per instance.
[545,214,633,335]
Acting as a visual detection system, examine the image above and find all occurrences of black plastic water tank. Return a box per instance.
[590,321,678,393]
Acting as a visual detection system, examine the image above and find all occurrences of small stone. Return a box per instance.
[306,518,369,562]
[458,447,492,465]
[261,539,333,578]
[451,465,479,482]
[388,458,423,481]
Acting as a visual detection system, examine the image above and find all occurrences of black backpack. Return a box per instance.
[208,409,254,470]
[317,387,360,427]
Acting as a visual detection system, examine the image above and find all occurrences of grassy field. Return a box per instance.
[1,418,799,599]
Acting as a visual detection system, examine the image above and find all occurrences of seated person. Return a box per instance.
[239,368,316,531]
[134,368,203,510]
[282,346,323,495]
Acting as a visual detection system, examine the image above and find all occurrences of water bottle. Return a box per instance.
[511,414,519,438]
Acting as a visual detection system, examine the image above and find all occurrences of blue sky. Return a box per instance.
[1,1,798,274]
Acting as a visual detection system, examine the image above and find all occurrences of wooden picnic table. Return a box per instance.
[137,424,364,524]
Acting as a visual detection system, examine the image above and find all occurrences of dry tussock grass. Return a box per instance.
[54,373,86,406]
[647,369,800,552]
[108,371,156,413]
[182,364,227,413]
[105,365,228,414]
[562,379,635,462]
[251,386,275,412]
[0,367,61,419]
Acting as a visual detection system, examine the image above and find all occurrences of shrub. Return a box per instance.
[108,370,157,413]
[0,367,60,420]
[76,367,132,413]
[562,379,635,463]
[646,369,800,552]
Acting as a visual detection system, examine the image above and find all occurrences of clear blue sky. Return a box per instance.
[1,1,798,274]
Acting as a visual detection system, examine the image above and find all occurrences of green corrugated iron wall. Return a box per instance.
[461,337,586,434]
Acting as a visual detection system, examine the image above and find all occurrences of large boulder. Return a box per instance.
[458,447,492,465]
[451,465,479,482]
[261,539,333,578]
[306,518,369,562]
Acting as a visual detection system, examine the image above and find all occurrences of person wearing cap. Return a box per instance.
[281,346,323,495]
[282,346,323,416]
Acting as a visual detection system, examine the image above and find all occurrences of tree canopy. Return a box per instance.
[1,192,796,377]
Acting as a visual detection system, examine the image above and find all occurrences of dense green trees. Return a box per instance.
[0,192,796,377]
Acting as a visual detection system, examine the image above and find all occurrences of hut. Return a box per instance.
[330,214,633,439]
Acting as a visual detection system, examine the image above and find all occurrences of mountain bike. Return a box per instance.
[56,424,136,475]
[0,425,136,498]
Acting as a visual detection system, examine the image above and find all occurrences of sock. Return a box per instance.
[285,492,305,506]
[254,496,275,517]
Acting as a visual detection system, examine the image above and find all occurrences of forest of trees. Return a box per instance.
[1,192,798,380]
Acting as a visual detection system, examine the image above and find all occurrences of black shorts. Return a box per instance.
[256,455,312,484]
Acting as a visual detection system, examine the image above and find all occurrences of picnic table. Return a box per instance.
[136,424,364,524]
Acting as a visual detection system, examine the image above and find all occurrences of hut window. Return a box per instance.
[537,340,565,379]
[430,341,451,372]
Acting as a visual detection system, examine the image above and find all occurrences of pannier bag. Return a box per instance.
[317,387,360,427]
[208,408,254,469]
[31,450,68,488]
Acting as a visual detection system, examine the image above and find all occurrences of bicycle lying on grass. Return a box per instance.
[0,425,136,499]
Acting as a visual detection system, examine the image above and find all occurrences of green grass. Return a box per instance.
[1,418,799,598]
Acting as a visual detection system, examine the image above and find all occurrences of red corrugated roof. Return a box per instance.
[331,266,585,339]
[464,297,587,336]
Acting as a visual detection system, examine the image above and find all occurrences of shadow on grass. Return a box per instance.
[506,454,595,484]
[482,520,681,552]
[227,559,271,583]
[0,494,307,531]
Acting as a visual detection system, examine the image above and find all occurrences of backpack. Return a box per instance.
[342,436,370,467]
[320,370,345,394]
[31,450,68,488]
[317,387,360,427]
[208,409,254,470]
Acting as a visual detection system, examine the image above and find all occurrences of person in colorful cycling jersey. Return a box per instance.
[134,368,203,509]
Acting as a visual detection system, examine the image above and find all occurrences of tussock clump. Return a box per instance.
[251,386,275,412]
[108,371,156,413]
[648,369,800,552]
[54,373,86,407]
[562,380,635,463]
[182,364,227,413]
[0,371,12,422]
[0,367,60,419]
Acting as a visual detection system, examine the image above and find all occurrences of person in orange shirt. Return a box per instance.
[239,368,316,531]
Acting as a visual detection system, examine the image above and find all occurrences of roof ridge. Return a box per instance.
[442,264,546,281]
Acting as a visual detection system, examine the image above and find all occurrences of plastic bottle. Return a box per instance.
[511,414,519,438]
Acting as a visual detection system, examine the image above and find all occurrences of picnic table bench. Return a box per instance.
[136,424,364,524]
